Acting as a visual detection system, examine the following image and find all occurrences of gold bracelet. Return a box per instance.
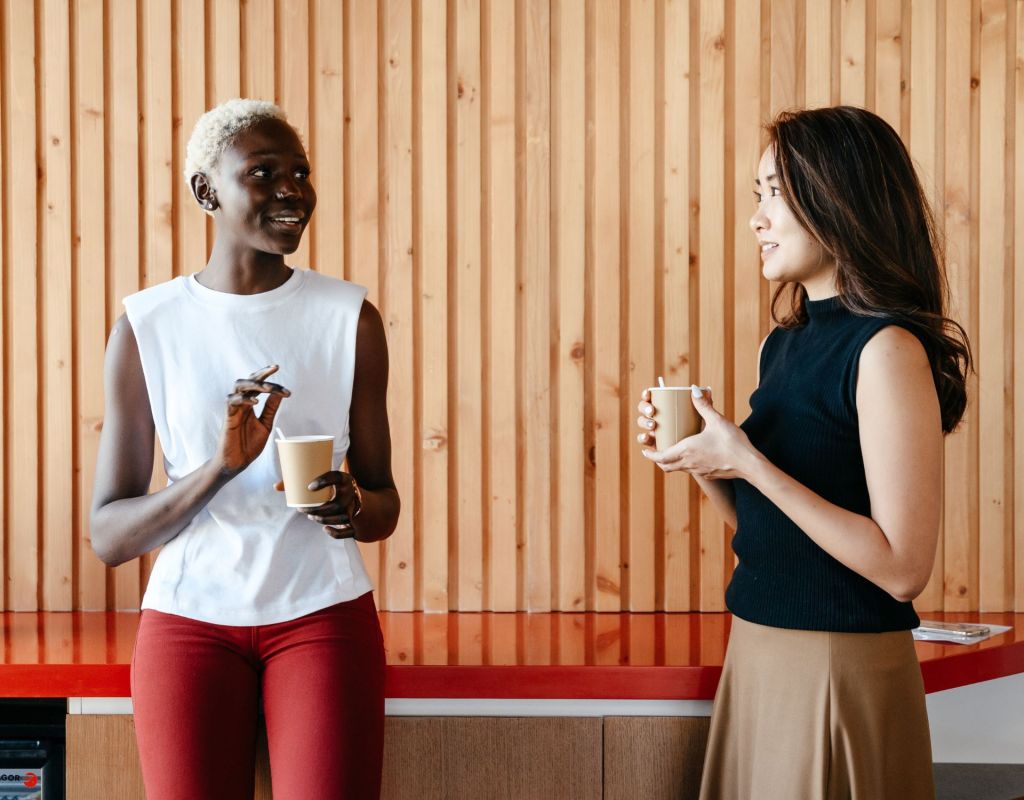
[349,478,364,518]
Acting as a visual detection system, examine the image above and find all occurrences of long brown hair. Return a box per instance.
[767,106,972,433]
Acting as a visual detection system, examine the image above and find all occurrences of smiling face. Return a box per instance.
[749,147,835,295]
[194,118,316,256]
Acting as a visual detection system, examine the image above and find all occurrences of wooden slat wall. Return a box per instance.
[0,0,1021,612]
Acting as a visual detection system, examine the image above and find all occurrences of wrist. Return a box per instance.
[738,447,769,485]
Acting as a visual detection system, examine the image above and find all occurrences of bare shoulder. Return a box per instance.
[857,324,937,418]
[104,313,141,373]
[859,324,931,381]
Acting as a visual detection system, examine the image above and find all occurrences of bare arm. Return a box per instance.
[303,300,400,543]
[90,315,289,566]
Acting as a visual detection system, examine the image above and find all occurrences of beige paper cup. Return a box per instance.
[276,435,334,508]
[649,387,705,450]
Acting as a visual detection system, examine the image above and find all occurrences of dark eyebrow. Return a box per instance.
[753,173,778,186]
[242,150,309,161]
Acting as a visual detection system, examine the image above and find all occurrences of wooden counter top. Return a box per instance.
[1,610,1021,699]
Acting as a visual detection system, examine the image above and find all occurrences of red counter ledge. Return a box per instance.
[1,611,1021,700]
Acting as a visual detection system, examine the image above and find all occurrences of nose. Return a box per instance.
[749,204,768,234]
[274,176,301,201]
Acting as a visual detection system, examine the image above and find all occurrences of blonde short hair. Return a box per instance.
[184,98,287,180]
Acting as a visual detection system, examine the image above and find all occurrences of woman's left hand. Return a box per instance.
[303,470,363,539]
[642,388,759,480]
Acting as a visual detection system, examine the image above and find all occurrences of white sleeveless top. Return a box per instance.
[123,268,374,625]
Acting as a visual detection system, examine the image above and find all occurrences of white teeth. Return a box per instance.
[761,242,778,251]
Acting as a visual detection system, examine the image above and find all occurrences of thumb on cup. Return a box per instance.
[690,385,716,418]
[273,480,284,492]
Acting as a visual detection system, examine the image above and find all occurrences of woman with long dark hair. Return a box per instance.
[638,106,971,799]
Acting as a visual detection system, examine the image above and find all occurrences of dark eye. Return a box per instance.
[295,169,310,181]
[770,186,781,197]
[753,191,762,203]
[250,166,270,178]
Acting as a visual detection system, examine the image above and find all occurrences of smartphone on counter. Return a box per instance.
[915,620,990,639]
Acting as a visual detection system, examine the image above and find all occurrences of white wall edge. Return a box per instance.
[66,696,713,718]
[383,698,714,717]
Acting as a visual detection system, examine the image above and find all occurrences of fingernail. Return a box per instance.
[691,384,704,399]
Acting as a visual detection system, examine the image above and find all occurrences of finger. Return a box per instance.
[226,392,259,407]
[248,364,279,381]
[259,392,286,428]
[307,471,349,492]
[636,432,655,446]
[324,525,355,540]
[273,480,284,492]
[690,385,720,421]
[636,414,656,431]
[637,400,655,418]
[234,379,291,397]
[640,388,651,401]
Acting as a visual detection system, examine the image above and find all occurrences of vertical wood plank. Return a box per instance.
[74,0,108,610]
[140,0,175,593]
[523,0,552,611]
[626,0,656,611]
[698,0,728,611]
[484,0,518,611]
[840,0,867,106]
[770,0,800,114]
[0,0,6,610]
[942,0,977,612]
[732,0,763,446]
[417,0,449,611]
[381,0,415,611]
[242,0,276,100]
[454,0,484,611]
[592,0,622,611]
[210,0,241,103]
[277,0,311,270]
[176,0,208,277]
[312,0,345,282]
[553,0,586,612]
[806,0,833,107]
[5,0,39,610]
[346,0,382,589]
[42,0,74,610]
[109,0,141,609]
[660,0,693,611]
[977,0,1011,610]
[874,0,902,129]
[909,0,943,610]
[1016,0,1024,610]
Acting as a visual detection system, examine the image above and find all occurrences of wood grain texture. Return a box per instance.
[603,716,711,800]
[380,717,602,799]
[66,716,145,800]
[1,1,1020,612]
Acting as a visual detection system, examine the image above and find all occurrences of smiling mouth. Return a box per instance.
[760,242,778,252]
[268,215,305,231]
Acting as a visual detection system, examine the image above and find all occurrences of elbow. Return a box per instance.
[88,514,126,568]
[887,574,929,604]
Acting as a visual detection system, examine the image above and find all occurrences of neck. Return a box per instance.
[801,266,838,301]
[197,237,292,295]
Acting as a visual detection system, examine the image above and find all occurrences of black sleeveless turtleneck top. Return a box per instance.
[726,295,922,633]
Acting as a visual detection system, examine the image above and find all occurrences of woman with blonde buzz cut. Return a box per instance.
[91,98,398,799]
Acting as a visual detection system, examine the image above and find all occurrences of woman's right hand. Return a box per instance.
[215,365,291,476]
[636,388,658,448]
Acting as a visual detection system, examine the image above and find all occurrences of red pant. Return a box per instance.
[131,592,385,800]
